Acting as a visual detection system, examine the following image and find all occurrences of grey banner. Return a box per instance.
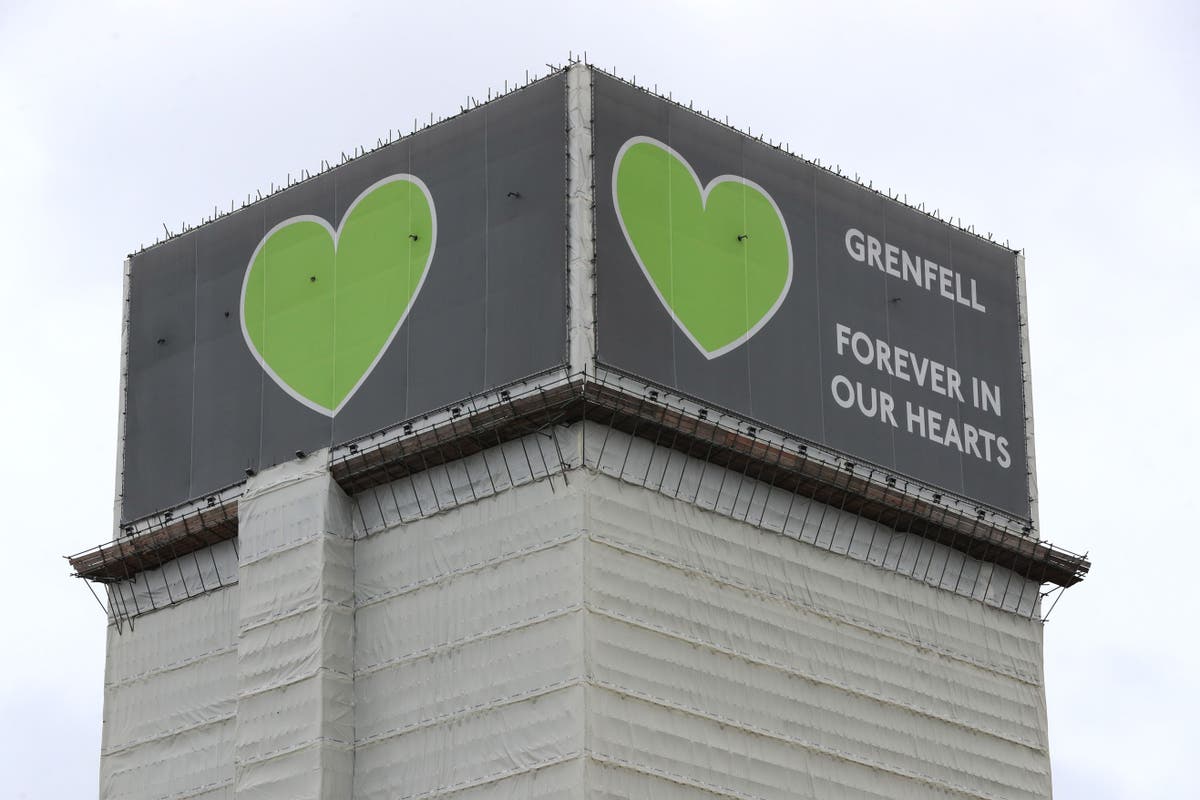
[593,73,1030,518]
[122,75,567,523]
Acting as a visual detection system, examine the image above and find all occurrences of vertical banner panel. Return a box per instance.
[122,74,568,522]
[594,72,1030,518]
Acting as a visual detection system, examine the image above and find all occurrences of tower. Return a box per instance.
[71,63,1089,800]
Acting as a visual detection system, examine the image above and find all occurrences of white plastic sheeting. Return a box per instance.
[354,478,586,800]
[100,425,1051,799]
[107,539,238,622]
[233,452,355,800]
[351,427,576,537]
[584,421,1041,617]
[100,587,238,799]
[346,426,1048,799]
[582,471,1049,800]
[567,62,596,376]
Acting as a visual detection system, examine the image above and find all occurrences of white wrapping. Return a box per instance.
[100,588,239,800]
[99,423,1051,799]
[355,538,583,672]
[567,62,596,376]
[109,539,238,620]
[351,428,575,536]
[238,604,354,700]
[233,453,355,799]
[353,471,587,799]
[238,453,352,564]
[584,421,1041,617]
[237,534,354,631]
[101,719,235,800]
[582,471,1050,799]
[235,671,354,765]
[355,684,584,800]
[233,742,353,799]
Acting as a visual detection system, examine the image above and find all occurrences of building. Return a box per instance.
[70,61,1089,800]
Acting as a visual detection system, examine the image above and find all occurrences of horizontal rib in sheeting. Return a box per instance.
[361,753,583,800]
[397,756,583,800]
[356,605,582,677]
[355,480,584,601]
[590,659,1046,797]
[161,780,234,800]
[589,753,776,800]
[357,678,583,747]
[104,650,236,753]
[354,683,584,800]
[357,531,582,609]
[588,494,1041,681]
[589,687,1047,800]
[589,752,922,800]
[237,605,353,697]
[233,734,352,768]
[586,477,1043,679]
[102,713,235,758]
[105,589,238,685]
[588,608,1045,760]
[233,737,352,797]
[355,539,583,670]
[236,528,348,568]
[234,671,353,765]
[237,535,353,629]
[100,717,234,800]
[588,536,1045,746]
[356,611,582,740]
[106,644,236,690]
[237,595,354,635]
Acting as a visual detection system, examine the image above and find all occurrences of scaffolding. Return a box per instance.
[70,370,1089,628]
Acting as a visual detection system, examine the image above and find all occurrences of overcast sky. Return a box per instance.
[1,1,1196,797]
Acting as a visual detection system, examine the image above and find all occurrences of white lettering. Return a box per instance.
[943,415,962,451]
[832,376,898,428]
[923,260,938,291]
[832,323,974,404]
[884,243,901,277]
[929,361,946,395]
[832,323,1012,469]
[835,323,852,356]
[912,354,930,387]
[997,437,1011,469]
[875,340,894,376]
[981,380,1001,416]
[894,347,911,381]
[928,410,944,444]
[880,392,898,427]
[851,332,873,365]
[902,251,921,284]
[831,375,856,409]
[845,229,866,262]
[906,401,925,437]
[964,423,981,458]
[902,403,1011,468]
[939,265,954,300]
[947,369,964,403]
[970,279,986,312]
[867,235,884,270]
[979,429,996,461]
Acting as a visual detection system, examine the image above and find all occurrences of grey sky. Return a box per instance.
[1,1,1196,797]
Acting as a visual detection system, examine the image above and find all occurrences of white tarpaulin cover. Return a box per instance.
[100,422,1049,799]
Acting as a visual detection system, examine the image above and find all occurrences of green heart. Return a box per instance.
[240,175,435,415]
[613,136,792,358]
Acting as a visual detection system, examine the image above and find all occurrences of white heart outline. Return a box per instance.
[612,135,794,360]
[239,173,437,417]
